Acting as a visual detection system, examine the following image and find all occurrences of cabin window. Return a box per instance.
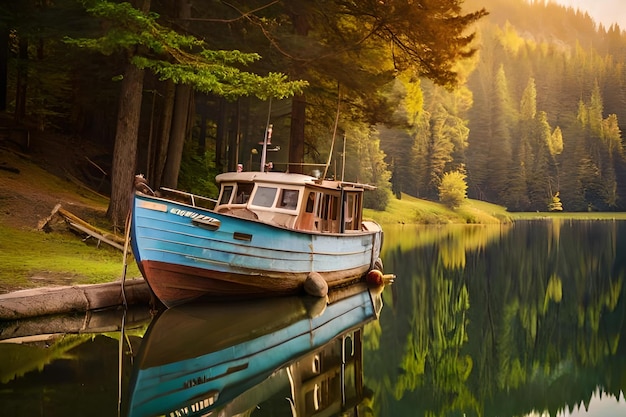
[305,191,317,213]
[234,182,254,204]
[330,196,338,220]
[219,185,234,205]
[319,194,339,220]
[278,189,299,210]
[319,194,329,219]
[252,186,277,207]
[318,193,340,232]
[344,192,361,230]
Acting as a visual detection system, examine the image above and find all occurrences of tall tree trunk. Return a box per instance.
[215,97,227,172]
[106,0,151,229]
[106,62,145,229]
[289,93,306,173]
[198,94,207,154]
[160,0,193,188]
[0,28,8,112]
[286,5,310,174]
[228,99,240,171]
[162,83,192,188]
[14,37,28,123]
[153,80,175,188]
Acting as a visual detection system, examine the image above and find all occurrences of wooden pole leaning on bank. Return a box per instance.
[38,203,126,251]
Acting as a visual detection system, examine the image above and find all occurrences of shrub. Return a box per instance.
[364,186,391,211]
[439,170,468,209]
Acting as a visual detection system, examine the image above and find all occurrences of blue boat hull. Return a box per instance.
[130,192,383,306]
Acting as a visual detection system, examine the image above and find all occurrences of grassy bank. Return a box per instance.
[0,222,140,293]
[364,193,513,225]
[364,193,626,225]
[0,145,140,293]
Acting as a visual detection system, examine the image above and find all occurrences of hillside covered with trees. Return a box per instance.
[2,0,626,225]
[382,0,626,212]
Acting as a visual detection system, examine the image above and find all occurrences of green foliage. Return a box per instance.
[9,0,626,214]
[65,0,307,100]
[548,192,563,211]
[463,1,626,211]
[177,142,220,198]
[134,57,304,99]
[549,126,564,156]
[439,170,468,209]
[342,124,393,211]
[353,0,488,87]
[364,187,391,211]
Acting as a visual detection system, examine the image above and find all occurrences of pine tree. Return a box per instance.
[66,0,306,227]
[489,65,515,202]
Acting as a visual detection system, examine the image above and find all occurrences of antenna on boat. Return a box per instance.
[260,97,273,172]
[341,132,346,181]
[323,85,341,179]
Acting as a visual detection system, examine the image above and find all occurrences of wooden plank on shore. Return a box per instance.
[57,207,126,246]
[68,221,125,251]
[38,204,127,251]
[37,203,62,231]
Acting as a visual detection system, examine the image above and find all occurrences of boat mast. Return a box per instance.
[260,97,272,172]
[323,86,341,180]
[341,132,346,181]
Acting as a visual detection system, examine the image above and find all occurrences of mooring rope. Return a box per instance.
[120,208,132,308]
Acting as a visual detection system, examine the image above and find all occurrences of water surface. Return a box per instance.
[372,220,626,416]
[1,219,625,416]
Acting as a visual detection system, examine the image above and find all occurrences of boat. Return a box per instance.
[126,284,383,417]
[130,170,387,307]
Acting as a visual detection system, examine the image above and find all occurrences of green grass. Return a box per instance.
[0,224,140,290]
[364,193,510,225]
[365,193,626,225]
[505,211,626,220]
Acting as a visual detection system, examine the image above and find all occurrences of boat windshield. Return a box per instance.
[234,182,254,204]
[251,186,277,207]
[278,189,299,210]
[219,186,233,205]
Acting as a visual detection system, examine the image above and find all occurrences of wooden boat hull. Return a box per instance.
[127,286,381,417]
[131,192,383,307]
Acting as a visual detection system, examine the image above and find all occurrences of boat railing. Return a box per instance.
[159,187,218,210]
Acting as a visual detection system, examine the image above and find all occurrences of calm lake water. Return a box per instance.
[1,219,625,416]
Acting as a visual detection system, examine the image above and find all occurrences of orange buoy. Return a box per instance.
[366,269,384,286]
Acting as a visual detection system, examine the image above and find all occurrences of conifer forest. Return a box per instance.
[2,0,626,223]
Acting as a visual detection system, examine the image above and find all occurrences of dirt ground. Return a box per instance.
[0,124,112,230]
[0,120,121,293]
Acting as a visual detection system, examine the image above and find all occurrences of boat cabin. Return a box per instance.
[214,172,373,233]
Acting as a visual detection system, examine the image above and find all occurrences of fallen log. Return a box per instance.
[0,279,152,320]
[0,304,152,341]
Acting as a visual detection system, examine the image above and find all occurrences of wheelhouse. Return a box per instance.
[214,172,373,233]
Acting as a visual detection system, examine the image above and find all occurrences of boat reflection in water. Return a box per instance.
[127,283,384,417]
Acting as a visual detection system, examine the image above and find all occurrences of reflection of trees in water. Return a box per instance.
[382,223,509,268]
[367,220,626,416]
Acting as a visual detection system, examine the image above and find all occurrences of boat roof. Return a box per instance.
[216,171,316,186]
[215,171,376,191]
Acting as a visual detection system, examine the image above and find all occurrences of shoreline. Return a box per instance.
[0,278,152,321]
